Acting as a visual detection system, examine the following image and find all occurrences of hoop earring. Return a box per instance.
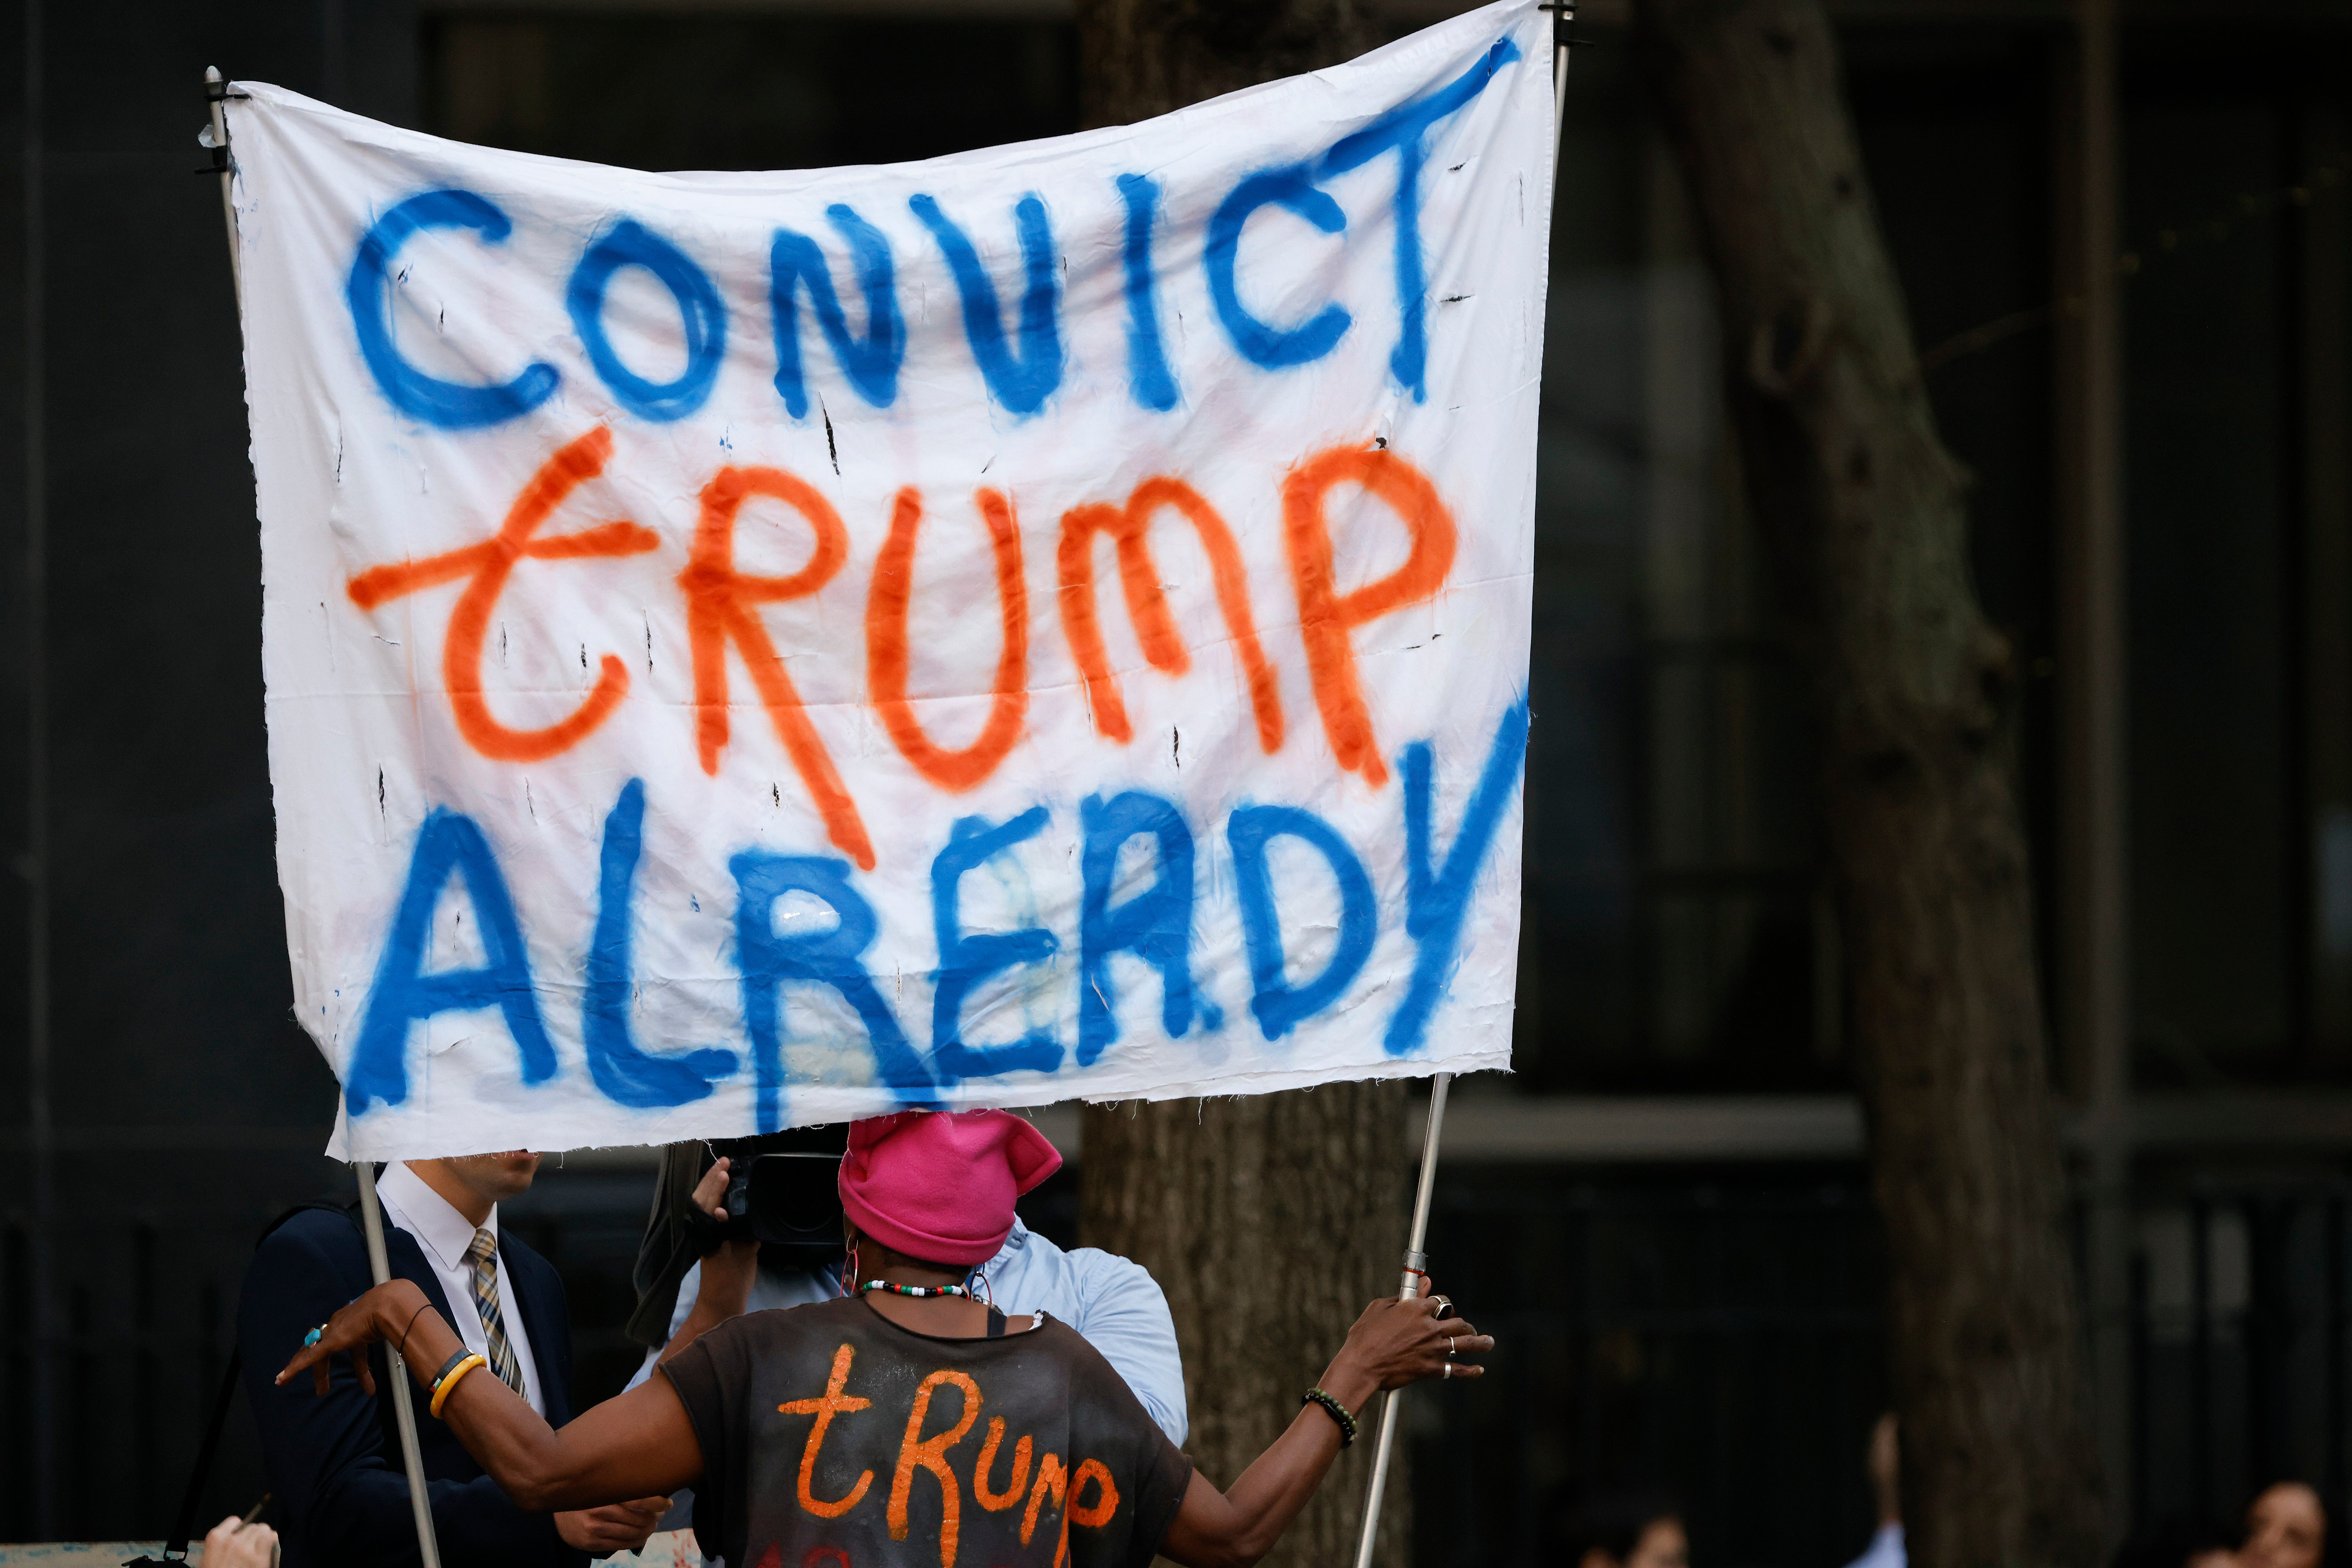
[842,1241,860,1297]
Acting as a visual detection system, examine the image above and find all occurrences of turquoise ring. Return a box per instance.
[303,1324,327,1348]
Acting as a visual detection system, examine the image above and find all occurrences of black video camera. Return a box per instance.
[710,1148,846,1261]
[626,1128,849,1348]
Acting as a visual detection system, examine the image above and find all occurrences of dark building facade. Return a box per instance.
[6,0,2352,1562]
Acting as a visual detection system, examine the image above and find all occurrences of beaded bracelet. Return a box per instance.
[1301,1388,1357,1447]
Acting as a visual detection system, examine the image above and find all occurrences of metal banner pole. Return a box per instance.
[198,65,440,1568]
[356,1161,447,1568]
[201,68,241,306]
[1542,0,1582,162]
[1349,1072,1452,1568]
[1351,10,1576,1562]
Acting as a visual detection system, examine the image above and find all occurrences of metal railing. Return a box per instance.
[2125,1181,2352,1528]
[1410,1166,1886,1568]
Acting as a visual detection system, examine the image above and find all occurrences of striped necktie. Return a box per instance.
[463,1228,525,1393]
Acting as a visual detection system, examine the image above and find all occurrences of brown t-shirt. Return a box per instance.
[662,1295,1194,1568]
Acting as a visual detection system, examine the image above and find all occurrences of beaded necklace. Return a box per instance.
[859,1280,972,1299]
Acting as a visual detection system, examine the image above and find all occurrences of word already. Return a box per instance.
[347,39,1520,430]
[761,1343,1118,1568]
[341,697,1528,1130]
[347,428,1457,873]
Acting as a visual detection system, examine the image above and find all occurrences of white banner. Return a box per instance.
[230,0,1550,1160]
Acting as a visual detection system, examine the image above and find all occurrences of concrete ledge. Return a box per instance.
[1415,1094,1867,1162]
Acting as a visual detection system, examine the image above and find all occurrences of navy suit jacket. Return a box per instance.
[238,1206,588,1568]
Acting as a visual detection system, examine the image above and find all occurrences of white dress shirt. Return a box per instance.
[378,1161,548,1417]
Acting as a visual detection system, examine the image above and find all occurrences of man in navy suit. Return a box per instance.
[239,1151,668,1568]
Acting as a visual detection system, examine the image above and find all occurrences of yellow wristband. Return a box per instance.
[428,1353,488,1418]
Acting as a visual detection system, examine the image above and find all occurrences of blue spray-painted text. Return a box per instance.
[344,35,1521,426]
[346,703,1524,1126]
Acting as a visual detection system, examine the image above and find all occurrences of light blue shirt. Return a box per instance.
[628,1217,1188,1446]
[1843,1522,1906,1568]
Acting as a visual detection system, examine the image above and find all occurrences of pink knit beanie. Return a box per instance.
[838,1110,1063,1265]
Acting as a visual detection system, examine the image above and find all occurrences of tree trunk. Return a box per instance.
[1080,1087,1409,1568]
[1632,4,2106,1567]
[1073,7,1412,1567]
[1074,0,1380,131]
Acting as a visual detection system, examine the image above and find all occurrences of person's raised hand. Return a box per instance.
[689,1155,759,1320]
[275,1278,434,1398]
[1324,1285,1492,1402]
[687,1154,733,1221]
[555,1496,671,1554]
[200,1514,279,1568]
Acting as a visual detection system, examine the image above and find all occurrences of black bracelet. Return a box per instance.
[428,1347,473,1392]
[396,1301,434,1360]
[1302,1388,1357,1447]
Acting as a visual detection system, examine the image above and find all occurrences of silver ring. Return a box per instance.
[1442,1361,1453,1379]
[1446,1337,1457,1359]
[1428,1295,1453,1316]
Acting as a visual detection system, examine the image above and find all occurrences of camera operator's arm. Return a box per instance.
[656,1158,760,1367]
[281,1280,707,1513]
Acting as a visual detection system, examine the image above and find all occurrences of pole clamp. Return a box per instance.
[197,75,244,178]
[196,124,231,177]
[1538,1,1598,50]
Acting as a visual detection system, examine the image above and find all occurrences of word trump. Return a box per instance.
[345,40,1521,430]
[343,697,1527,1130]
[344,428,1459,873]
[751,1344,1121,1568]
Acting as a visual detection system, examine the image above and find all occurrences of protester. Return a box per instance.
[199,1513,280,1568]
[238,1152,669,1566]
[280,1109,1492,1568]
[1557,1486,1689,1568]
[2243,1483,2341,1568]
[625,1136,1187,1444]
[1840,1414,1903,1568]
